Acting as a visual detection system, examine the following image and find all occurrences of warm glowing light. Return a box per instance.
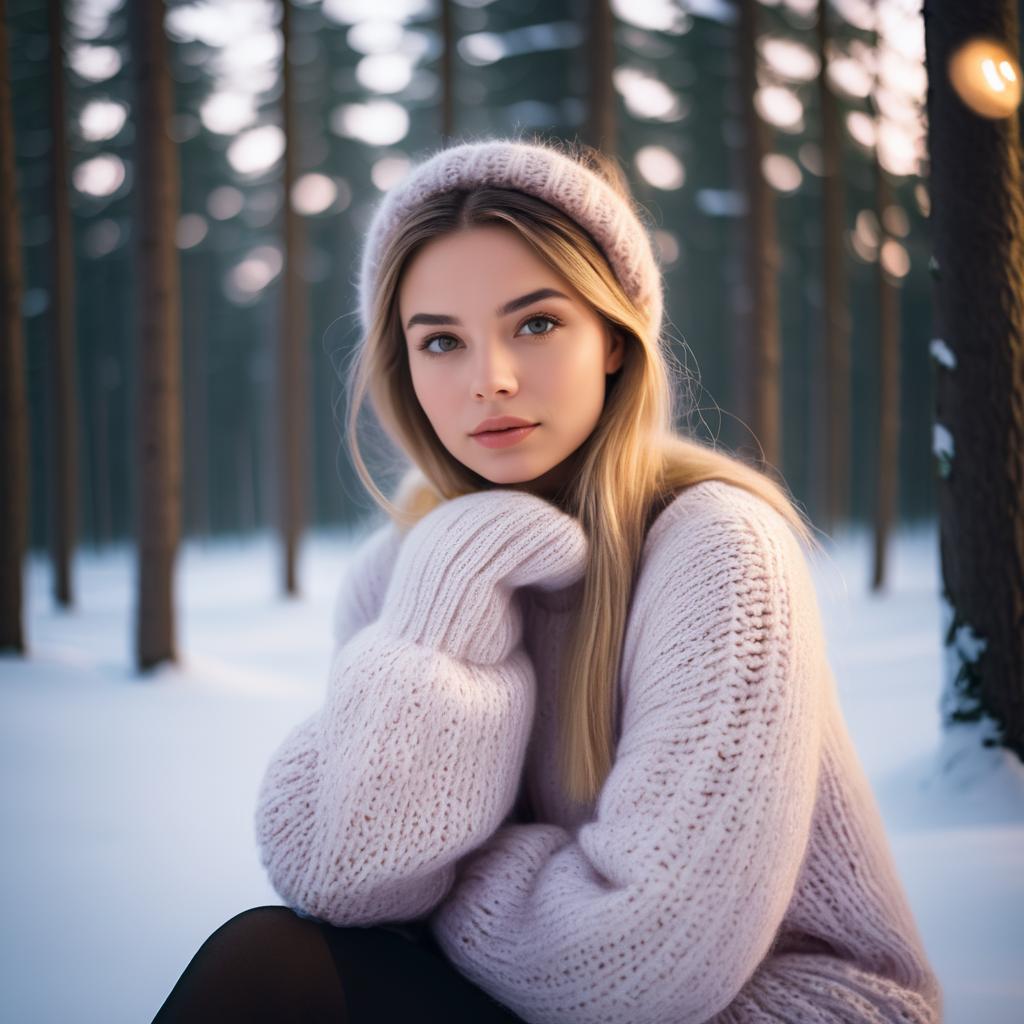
[207,186,245,220]
[330,100,409,146]
[798,142,823,175]
[201,92,257,135]
[755,86,804,131]
[226,125,285,176]
[73,154,126,197]
[880,238,910,278]
[635,145,685,190]
[855,209,880,251]
[762,153,802,192]
[949,37,1022,118]
[68,44,122,82]
[347,20,404,54]
[79,100,128,142]
[759,37,819,83]
[914,182,930,218]
[846,110,877,149]
[176,214,208,250]
[371,155,411,191]
[613,67,685,121]
[225,244,283,304]
[610,0,691,35]
[882,204,910,238]
[291,174,337,215]
[356,52,414,94]
[653,229,680,265]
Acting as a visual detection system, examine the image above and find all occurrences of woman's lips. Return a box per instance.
[471,423,539,449]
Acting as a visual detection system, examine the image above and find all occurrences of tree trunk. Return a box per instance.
[584,0,617,157]
[0,0,30,652]
[923,0,1024,756]
[871,159,900,592]
[870,12,901,593]
[440,0,454,142]
[278,0,308,596]
[816,0,851,536]
[131,0,183,669]
[182,247,209,540]
[47,0,77,606]
[737,0,782,475]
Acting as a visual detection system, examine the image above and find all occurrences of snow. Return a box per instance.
[1,521,1022,1023]
[929,337,957,370]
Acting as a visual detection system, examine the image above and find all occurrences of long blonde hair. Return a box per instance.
[343,135,823,808]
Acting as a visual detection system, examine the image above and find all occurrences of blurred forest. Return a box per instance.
[6,0,956,551]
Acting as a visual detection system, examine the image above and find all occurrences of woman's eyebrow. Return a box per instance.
[405,287,571,330]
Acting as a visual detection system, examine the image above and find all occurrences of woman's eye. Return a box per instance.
[417,313,561,357]
[420,334,461,356]
[518,314,560,336]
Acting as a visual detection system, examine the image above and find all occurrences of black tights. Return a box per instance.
[151,905,528,1023]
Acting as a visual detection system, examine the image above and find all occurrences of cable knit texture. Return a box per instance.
[356,138,665,340]
[254,480,943,1024]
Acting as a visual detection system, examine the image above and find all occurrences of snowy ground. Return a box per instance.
[1,519,1021,1023]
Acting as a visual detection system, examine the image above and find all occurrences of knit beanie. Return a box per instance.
[356,137,665,341]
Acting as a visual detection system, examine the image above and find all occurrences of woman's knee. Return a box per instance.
[153,905,347,1022]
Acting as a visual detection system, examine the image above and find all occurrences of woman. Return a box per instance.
[153,135,942,1023]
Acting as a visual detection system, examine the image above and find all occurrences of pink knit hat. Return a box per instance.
[356,137,665,340]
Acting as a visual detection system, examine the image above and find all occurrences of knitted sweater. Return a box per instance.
[253,480,943,1024]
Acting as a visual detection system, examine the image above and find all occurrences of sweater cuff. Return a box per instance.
[376,490,585,663]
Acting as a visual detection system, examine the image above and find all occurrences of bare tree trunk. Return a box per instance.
[278,0,308,596]
[0,0,30,652]
[132,0,183,669]
[870,10,901,592]
[440,0,454,142]
[182,248,209,540]
[923,0,1024,756]
[871,160,900,592]
[584,0,617,157]
[737,0,781,475]
[47,0,77,605]
[816,0,851,536]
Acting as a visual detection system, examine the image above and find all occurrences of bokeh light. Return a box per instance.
[949,37,1022,119]
[762,153,802,192]
[226,125,286,176]
[755,85,804,131]
[207,186,245,221]
[760,37,819,82]
[291,174,337,215]
[635,145,685,190]
[356,52,414,94]
[79,100,128,142]
[330,100,409,146]
[201,92,258,135]
[68,44,122,82]
[371,155,411,191]
[176,214,209,250]
[613,67,686,121]
[73,154,126,198]
[225,244,284,305]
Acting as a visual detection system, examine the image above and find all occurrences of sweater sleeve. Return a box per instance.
[427,493,826,1024]
[253,490,588,927]
[330,518,403,651]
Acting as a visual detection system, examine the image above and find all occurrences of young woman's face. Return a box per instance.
[399,224,624,499]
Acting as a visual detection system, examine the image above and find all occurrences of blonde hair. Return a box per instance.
[343,135,823,808]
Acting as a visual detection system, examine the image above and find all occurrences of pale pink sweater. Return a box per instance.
[254,480,943,1023]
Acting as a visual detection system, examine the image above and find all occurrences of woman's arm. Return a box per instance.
[426,492,826,1024]
[253,489,588,927]
[330,518,404,651]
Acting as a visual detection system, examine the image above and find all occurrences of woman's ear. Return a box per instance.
[605,327,626,375]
